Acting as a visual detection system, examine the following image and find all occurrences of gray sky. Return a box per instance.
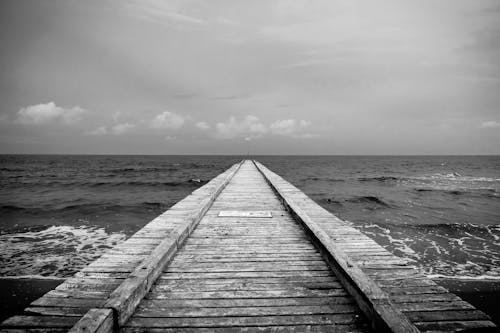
[1,0,499,154]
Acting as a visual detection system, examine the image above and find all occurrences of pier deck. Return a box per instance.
[1,160,496,332]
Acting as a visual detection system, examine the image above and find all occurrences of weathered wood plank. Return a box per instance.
[145,289,349,300]
[158,271,334,279]
[124,314,365,328]
[405,309,491,322]
[137,297,354,308]
[134,304,359,317]
[120,325,366,333]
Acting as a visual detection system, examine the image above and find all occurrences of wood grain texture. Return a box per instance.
[68,308,113,333]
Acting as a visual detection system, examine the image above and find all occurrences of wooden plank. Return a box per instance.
[120,325,367,333]
[152,281,343,292]
[172,255,322,262]
[25,307,89,317]
[154,276,337,286]
[405,309,490,322]
[138,297,354,308]
[145,289,349,300]
[31,297,105,308]
[124,314,365,328]
[398,301,475,312]
[44,289,109,299]
[134,304,358,317]
[159,271,334,280]
[164,263,330,273]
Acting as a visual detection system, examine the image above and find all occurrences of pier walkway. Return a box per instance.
[1,160,496,332]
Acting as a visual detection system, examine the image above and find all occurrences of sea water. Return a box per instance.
[1,155,499,280]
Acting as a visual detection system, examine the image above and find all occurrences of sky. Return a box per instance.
[0,0,499,154]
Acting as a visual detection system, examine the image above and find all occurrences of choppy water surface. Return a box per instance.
[0,155,499,280]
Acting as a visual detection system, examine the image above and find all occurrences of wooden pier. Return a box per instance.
[1,160,496,332]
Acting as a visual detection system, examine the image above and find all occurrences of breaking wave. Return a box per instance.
[345,196,390,206]
[353,222,500,280]
[358,176,399,182]
[0,225,127,278]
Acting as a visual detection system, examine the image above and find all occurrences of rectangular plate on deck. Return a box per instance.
[218,211,272,218]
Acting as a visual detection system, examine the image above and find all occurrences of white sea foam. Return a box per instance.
[0,225,127,278]
[354,222,500,280]
[427,274,500,281]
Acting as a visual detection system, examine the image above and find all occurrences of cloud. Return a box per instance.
[86,126,107,136]
[15,102,86,125]
[112,112,121,122]
[270,119,312,137]
[481,120,500,128]
[125,1,205,28]
[215,115,266,139]
[151,111,185,129]
[196,121,210,130]
[111,123,135,135]
[211,93,252,100]
[0,114,9,124]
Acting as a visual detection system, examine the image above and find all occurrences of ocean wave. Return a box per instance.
[1,178,208,189]
[86,179,207,188]
[414,187,497,196]
[320,198,343,205]
[0,201,168,219]
[0,167,27,172]
[0,205,25,212]
[353,221,500,279]
[105,166,180,173]
[345,196,390,207]
[353,173,500,192]
[421,173,500,182]
[305,176,345,182]
[0,225,127,278]
[415,188,466,195]
[357,176,400,182]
